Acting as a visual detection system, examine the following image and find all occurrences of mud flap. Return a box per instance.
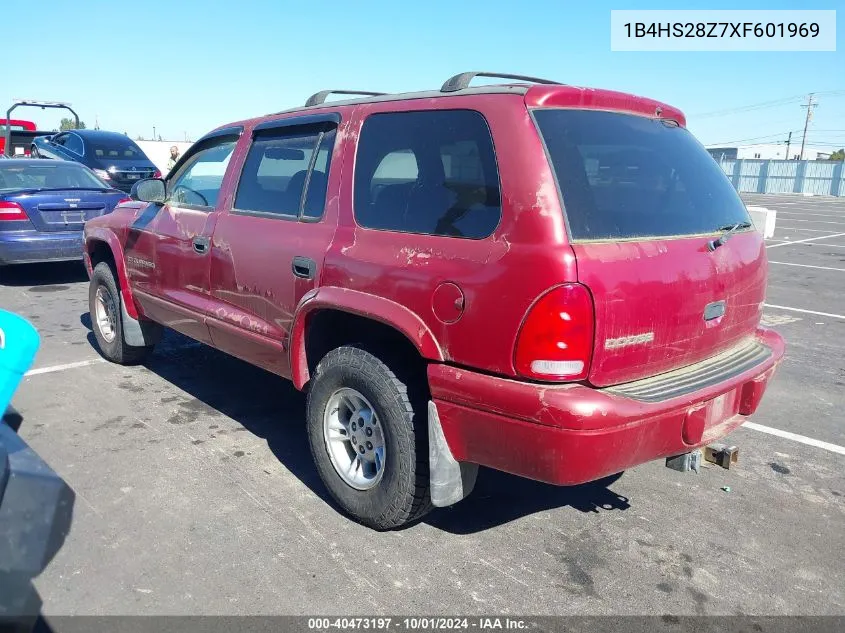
[120,296,163,347]
[428,400,478,507]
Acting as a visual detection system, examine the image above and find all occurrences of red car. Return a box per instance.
[83,72,785,530]
[0,119,37,157]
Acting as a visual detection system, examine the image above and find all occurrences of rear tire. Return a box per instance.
[88,261,153,364]
[306,345,432,530]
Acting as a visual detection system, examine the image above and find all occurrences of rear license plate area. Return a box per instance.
[705,389,741,427]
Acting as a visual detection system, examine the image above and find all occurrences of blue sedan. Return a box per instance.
[0,159,128,266]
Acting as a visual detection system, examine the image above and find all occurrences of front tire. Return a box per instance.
[89,261,153,364]
[30,145,39,158]
[306,346,432,530]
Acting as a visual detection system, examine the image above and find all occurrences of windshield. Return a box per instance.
[0,162,109,191]
[534,109,750,241]
[89,137,144,159]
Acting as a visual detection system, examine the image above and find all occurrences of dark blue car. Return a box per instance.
[31,129,159,193]
[0,159,128,266]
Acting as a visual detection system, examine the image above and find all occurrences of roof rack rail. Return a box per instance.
[440,72,560,93]
[305,90,387,107]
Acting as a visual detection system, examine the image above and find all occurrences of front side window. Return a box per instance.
[534,109,750,241]
[234,124,335,219]
[168,139,236,209]
[354,110,501,239]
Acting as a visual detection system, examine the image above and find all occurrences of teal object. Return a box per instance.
[0,310,40,413]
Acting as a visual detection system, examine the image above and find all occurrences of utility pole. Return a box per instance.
[799,94,816,161]
[785,131,792,160]
[152,125,156,140]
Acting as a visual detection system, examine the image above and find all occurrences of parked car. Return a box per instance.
[82,72,785,530]
[0,159,129,266]
[0,119,37,157]
[31,130,160,193]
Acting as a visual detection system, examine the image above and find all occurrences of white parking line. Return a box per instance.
[803,243,845,249]
[743,422,845,456]
[766,232,845,249]
[776,211,845,220]
[774,226,843,233]
[769,261,845,272]
[25,358,105,376]
[763,303,845,320]
[770,217,845,225]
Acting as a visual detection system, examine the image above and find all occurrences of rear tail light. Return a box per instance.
[0,201,29,221]
[117,197,132,206]
[514,283,594,381]
[153,169,162,178]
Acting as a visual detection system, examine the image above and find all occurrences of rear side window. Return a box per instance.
[534,109,750,241]
[235,125,335,219]
[354,110,501,239]
[90,138,143,159]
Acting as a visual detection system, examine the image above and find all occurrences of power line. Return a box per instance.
[706,132,794,146]
[691,89,845,119]
[693,98,801,119]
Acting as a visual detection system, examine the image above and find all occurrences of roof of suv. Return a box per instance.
[214,71,687,136]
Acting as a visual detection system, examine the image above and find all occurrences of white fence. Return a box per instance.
[719,159,845,196]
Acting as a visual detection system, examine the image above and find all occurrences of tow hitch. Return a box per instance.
[704,443,739,470]
[666,443,740,473]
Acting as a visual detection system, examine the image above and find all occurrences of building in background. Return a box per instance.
[707,143,834,162]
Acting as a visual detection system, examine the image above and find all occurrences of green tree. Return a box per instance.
[59,118,86,131]
[829,148,845,161]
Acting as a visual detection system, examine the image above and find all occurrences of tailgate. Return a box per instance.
[533,107,767,387]
[573,233,766,386]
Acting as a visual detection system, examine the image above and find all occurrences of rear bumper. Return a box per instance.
[428,327,785,486]
[0,230,84,265]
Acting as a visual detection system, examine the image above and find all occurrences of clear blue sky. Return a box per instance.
[5,0,844,151]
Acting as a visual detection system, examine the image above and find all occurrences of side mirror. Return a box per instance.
[130,178,166,203]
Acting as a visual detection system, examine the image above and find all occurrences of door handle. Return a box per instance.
[292,256,316,280]
[192,236,210,255]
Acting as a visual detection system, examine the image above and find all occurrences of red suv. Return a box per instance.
[83,72,785,530]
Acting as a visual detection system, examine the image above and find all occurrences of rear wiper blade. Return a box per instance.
[708,221,753,251]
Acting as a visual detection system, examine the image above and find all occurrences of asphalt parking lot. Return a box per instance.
[2,193,844,619]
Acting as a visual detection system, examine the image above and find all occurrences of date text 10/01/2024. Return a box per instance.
[307,618,528,630]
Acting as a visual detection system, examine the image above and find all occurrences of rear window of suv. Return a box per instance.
[534,109,750,241]
[354,110,501,239]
